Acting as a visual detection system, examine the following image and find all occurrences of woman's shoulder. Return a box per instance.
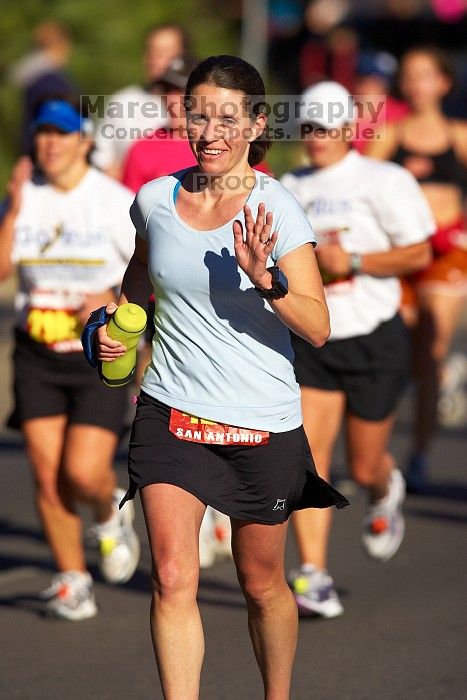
[135,170,186,210]
[365,119,402,159]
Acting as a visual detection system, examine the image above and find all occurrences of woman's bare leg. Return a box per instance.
[62,423,118,523]
[23,415,86,572]
[292,387,345,570]
[140,484,206,700]
[412,291,465,455]
[232,518,295,700]
[345,414,396,499]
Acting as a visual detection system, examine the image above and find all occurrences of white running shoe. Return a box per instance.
[40,571,97,621]
[212,509,233,560]
[199,507,216,569]
[199,507,233,568]
[289,565,344,618]
[361,468,406,562]
[93,488,140,584]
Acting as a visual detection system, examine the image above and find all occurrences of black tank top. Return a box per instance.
[391,124,467,194]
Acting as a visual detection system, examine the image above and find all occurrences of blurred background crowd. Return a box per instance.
[1,0,466,190]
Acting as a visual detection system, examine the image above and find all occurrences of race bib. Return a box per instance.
[26,307,82,352]
[169,409,269,446]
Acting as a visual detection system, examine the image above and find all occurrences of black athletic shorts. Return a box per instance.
[8,329,128,434]
[292,314,410,421]
[122,392,349,524]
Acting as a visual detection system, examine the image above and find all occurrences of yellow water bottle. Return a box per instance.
[102,303,147,387]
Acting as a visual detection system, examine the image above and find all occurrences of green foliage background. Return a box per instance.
[0,0,298,193]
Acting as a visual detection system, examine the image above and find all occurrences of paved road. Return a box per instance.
[0,289,466,700]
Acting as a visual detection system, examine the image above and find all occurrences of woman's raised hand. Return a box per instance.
[233,203,278,288]
[7,157,33,217]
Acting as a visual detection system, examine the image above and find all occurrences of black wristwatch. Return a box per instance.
[255,265,289,300]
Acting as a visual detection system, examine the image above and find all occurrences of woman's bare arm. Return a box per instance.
[0,157,32,281]
[233,203,330,348]
[97,235,153,360]
[269,244,330,347]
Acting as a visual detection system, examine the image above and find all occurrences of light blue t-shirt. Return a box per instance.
[130,169,316,432]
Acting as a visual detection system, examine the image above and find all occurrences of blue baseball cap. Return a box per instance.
[32,99,85,133]
[357,52,398,81]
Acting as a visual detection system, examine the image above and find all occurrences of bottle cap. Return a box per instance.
[113,303,147,333]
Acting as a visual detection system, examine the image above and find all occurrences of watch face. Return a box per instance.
[255,266,288,299]
[263,265,288,299]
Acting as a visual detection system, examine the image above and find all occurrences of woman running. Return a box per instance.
[0,98,140,620]
[95,56,348,698]
[281,81,434,618]
[367,46,467,491]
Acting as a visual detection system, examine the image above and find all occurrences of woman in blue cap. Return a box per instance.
[0,97,140,620]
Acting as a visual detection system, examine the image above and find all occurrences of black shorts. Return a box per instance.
[8,329,128,434]
[123,392,348,524]
[292,314,410,421]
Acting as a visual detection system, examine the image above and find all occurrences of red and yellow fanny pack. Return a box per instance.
[169,408,269,446]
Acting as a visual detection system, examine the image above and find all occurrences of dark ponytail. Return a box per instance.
[185,55,271,166]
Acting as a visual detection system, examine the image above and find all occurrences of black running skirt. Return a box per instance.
[122,392,349,524]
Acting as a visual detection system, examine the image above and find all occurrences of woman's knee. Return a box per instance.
[238,569,285,610]
[151,558,199,603]
[417,306,456,365]
[64,465,109,501]
[350,458,378,488]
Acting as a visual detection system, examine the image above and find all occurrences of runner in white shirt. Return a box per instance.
[281,82,434,618]
[92,23,192,179]
[0,98,140,621]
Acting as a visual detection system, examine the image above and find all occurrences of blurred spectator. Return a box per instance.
[353,50,409,153]
[268,0,358,93]
[431,0,465,23]
[300,0,358,91]
[351,1,467,64]
[269,0,304,38]
[367,45,467,491]
[122,65,195,193]
[92,23,195,179]
[8,21,77,155]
